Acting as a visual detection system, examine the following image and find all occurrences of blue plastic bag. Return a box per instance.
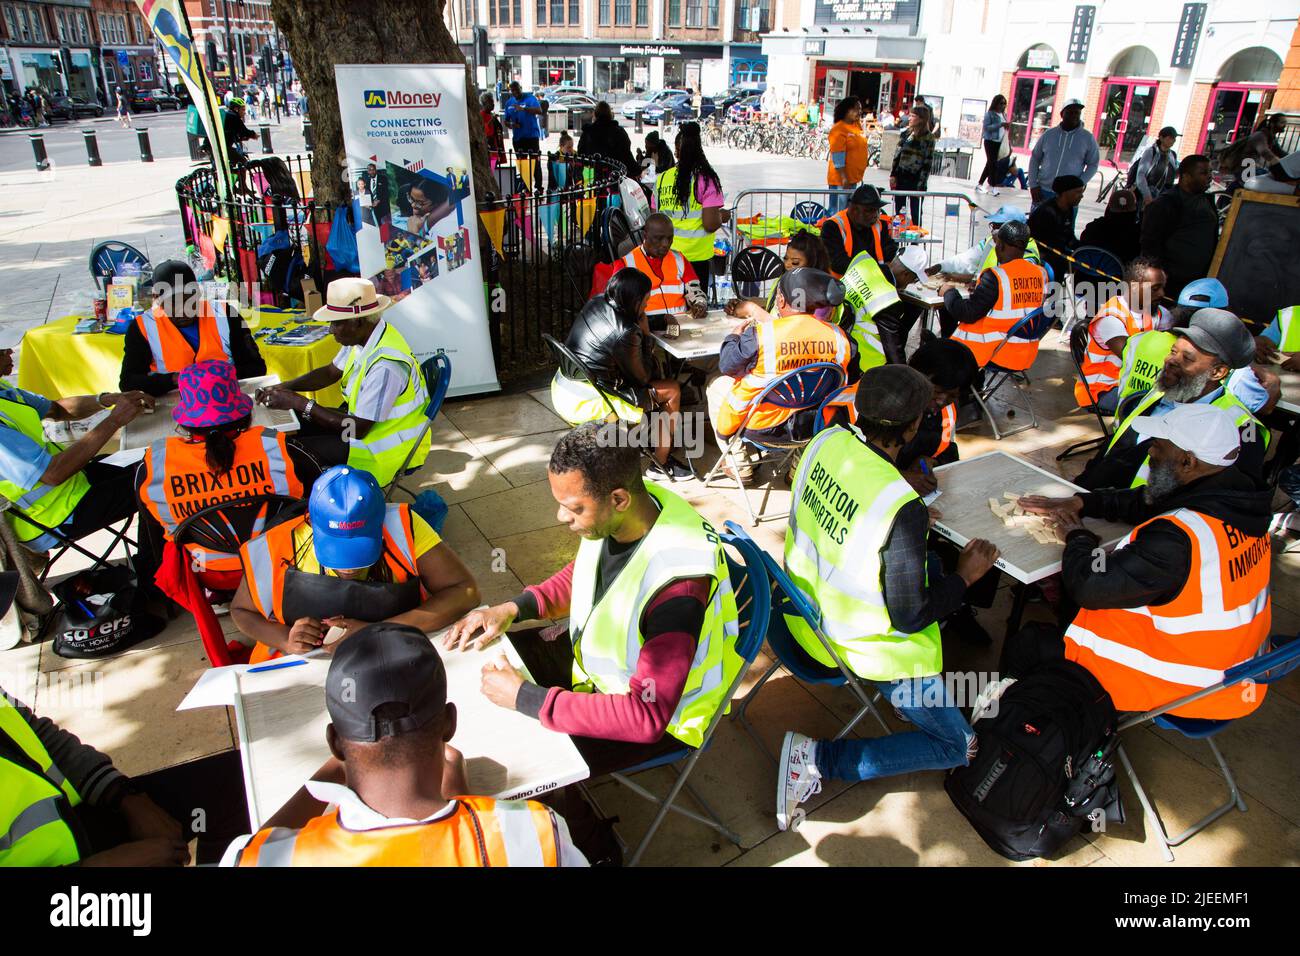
[325,201,361,275]
[411,489,449,534]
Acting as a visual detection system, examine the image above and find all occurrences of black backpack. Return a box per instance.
[945,659,1123,861]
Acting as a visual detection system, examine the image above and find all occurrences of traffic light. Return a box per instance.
[473,26,488,69]
[206,39,219,73]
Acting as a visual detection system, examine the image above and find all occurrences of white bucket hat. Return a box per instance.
[313,277,392,323]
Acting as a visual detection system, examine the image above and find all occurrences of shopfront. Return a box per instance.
[813,62,916,117]
[16,48,65,94]
[1008,44,1059,153]
[1196,47,1282,157]
[730,53,766,87]
[64,48,96,100]
[1093,47,1161,166]
[534,56,583,88]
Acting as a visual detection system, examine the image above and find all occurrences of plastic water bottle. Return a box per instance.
[715,272,733,307]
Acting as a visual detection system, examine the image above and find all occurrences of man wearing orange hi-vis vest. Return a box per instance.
[940,221,1048,371]
[222,623,588,866]
[1010,405,1273,721]
[119,260,266,396]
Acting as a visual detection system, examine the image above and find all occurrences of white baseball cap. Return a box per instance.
[897,245,928,276]
[1061,98,1085,110]
[1131,404,1241,466]
[0,325,26,350]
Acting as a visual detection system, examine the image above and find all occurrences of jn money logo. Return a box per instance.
[364,90,387,108]
[363,89,442,109]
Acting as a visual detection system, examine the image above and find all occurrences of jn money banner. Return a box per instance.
[335,64,500,396]
[134,0,232,198]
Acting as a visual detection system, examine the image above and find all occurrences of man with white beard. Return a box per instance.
[1006,404,1273,721]
[1076,309,1268,490]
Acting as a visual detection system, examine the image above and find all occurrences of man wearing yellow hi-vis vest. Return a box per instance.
[839,244,930,367]
[654,123,728,290]
[1078,310,1269,491]
[255,278,430,487]
[442,424,742,779]
[1259,303,1300,366]
[774,366,999,831]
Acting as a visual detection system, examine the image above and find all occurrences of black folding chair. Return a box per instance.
[543,333,622,425]
[729,246,784,300]
[1,499,137,587]
[1057,322,1115,461]
[386,352,452,502]
[564,245,601,301]
[600,206,640,261]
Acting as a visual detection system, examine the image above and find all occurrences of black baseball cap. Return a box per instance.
[777,267,845,311]
[855,364,932,425]
[1159,126,1178,139]
[849,184,887,208]
[325,623,448,743]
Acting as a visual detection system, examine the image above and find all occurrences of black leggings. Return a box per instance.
[978,139,1002,187]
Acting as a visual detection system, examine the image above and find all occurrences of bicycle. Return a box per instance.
[1094,157,1124,205]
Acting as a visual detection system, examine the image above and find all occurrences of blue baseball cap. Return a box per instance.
[986,205,1027,225]
[1177,277,1228,310]
[309,466,387,570]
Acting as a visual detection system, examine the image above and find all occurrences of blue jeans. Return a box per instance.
[826,184,856,216]
[816,675,975,781]
[766,601,974,782]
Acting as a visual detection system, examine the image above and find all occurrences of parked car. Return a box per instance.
[549,93,598,110]
[644,94,715,125]
[131,89,181,112]
[716,84,766,114]
[621,89,689,120]
[47,95,104,120]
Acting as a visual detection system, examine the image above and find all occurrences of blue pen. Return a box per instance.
[919,458,931,477]
[247,659,308,674]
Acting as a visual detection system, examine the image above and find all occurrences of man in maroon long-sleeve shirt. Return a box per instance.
[443,423,733,777]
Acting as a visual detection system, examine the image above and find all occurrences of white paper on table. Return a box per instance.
[923,489,942,506]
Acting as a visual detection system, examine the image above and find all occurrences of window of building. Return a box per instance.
[536,0,546,24]
[707,0,718,26]
[120,58,135,83]
[77,10,90,44]
[596,57,630,93]
[4,3,49,43]
[549,0,564,24]
[139,59,153,81]
[668,0,681,26]
[97,13,128,46]
[134,14,150,44]
[686,0,702,27]
[513,0,521,21]
[599,0,609,25]
[616,0,631,24]
[535,57,581,86]
[568,0,578,24]
[490,0,497,24]
[636,0,647,25]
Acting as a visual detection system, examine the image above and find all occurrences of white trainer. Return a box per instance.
[975,184,988,194]
[992,188,1001,196]
[777,731,822,831]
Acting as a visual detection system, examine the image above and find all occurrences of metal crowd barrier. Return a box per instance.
[725,187,982,278]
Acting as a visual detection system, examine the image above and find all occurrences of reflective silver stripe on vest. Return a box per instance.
[244,534,277,618]
[0,407,60,511]
[383,506,417,570]
[0,795,64,850]
[496,802,545,867]
[139,313,172,373]
[672,574,739,717]
[143,440,178,533]
[259,432,292,496]
[214,310,232,359]
[246,827,299,866]
[351,420,429,456]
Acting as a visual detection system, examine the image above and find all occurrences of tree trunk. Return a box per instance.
[269,0,492,208]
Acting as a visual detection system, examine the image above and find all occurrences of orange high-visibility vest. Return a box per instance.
[718,313,853,436]
[139,427,302,574]
[239,505,422,664]
[933,402,957,457]
[1073,295,1156,406]
[822,210,885,278]
[624,247,688,316]
[135,302,233,375]
[235,796,562,867]
[951,258,1047,370]
[1065,508,1270,720]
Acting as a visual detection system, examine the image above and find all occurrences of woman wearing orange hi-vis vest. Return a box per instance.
[1009,405,1273,721]
[119,260,266,397]
[941,221,1048,370]
[222,623,587,867]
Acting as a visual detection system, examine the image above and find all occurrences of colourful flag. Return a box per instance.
[134,0,233,199]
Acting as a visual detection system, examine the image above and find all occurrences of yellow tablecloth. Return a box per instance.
[17,308,344,406]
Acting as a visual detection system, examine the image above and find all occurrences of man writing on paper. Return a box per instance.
[775,366,999,830]
[231,465,479,662]
[120,260,266,397]
[441,424,742,781]
[589,213,709,321]
[223,623,587,867]
[255,277,430,487]
[1013,404,1272,721]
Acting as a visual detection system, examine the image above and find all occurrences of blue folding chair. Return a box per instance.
[790,200,828,225]
[385,350,451,501]
[724,521,891,762]
[88,240,152,290]
[703,361,847,525]
[1116,635,1300,862]
[596,529,771,866]
[971,306,1055,440]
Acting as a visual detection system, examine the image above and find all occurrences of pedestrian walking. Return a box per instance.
[976,94,1011,194]
[116,87,132,128]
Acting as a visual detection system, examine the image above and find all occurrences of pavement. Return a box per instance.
[4,118,1296,867]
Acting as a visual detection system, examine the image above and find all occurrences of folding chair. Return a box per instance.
[386,351,452,501]
[563,245,601,301]
[790,200,828,225]
[600,206,640,261]
[1115,635,1300,862]
[702,362,847,526]
[1056,321,1116,461]
[600,528,771,866]
[729,246,784,301]
[1068,245,1125,317]
[89,240,152,290]
[724,521,891,763]
[543,334,622,424]
[969,307,1055,441]
[172,494,306,666]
